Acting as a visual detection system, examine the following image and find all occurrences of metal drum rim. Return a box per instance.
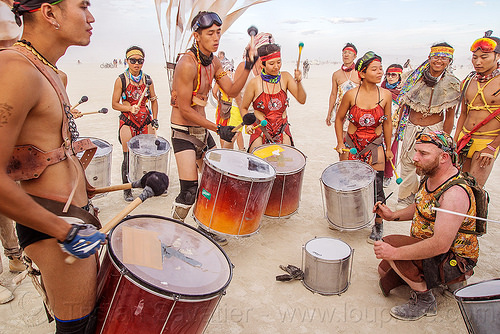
[107,214,233,301]
[251,143,307,175]
[320,160,376,191]
[304,237,353,262]
[127,134,171,156]
[454,278,500,301]
[302,280,349,296]
[203,148,276,182]
[77,136,113,155]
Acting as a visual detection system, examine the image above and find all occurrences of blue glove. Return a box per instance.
[59,223,106,259]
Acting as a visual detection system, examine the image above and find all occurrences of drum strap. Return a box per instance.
[347,135,383,163]
[171,127,208,151]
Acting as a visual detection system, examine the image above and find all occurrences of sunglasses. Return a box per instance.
[192,12,222,31]
[430,55,451,62]
[128,58,144,65]
[470,37,498,53]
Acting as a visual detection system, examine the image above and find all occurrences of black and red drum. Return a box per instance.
[96,215,232,334]
[252,144,306,218]
[193,149,276,236]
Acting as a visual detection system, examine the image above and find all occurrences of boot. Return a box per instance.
[367,222,383,244]
[172,202,192,222]
[9,257,26,273]
[0,285,14,304]
[390,289,437,321]
[122,152,133,202]
[201,228,228,246]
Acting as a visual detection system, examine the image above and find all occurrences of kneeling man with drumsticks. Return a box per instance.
[373,131,479,321]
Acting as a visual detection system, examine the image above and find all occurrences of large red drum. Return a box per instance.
[193,149,276,236]
[95,215,232,334]
[252,144,306,218]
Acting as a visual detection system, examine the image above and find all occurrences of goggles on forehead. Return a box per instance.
[470,37,499,53]
[416,131,455,153]
[192,12,222,31]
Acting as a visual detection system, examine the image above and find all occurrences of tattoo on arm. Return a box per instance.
[0,103,13,128]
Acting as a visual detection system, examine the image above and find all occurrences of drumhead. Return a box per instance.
[204,148,276,181]
[108,215,232,299]
[321,161,375,191]
[76,137,112,157]
[305,237,351,261]
[128,134,170,156]
[454,279,500,301]
[252,144,306,174]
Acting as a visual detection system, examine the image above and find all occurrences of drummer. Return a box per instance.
[335,51,393,243]
[170,11,257,243]
[112,46,159,201]
[241,42,307,152]
[0,1,106,331]
[373,131,479,321]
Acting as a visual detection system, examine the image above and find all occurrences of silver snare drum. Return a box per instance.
[321,161,375,230]
[77,137,112,196]
[302,237,353,295]
[454,278,500,334]
[128,134,171,182]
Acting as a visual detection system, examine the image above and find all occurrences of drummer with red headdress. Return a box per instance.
[241,42,307,151]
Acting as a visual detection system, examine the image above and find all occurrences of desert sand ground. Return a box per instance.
[0,61,498,334]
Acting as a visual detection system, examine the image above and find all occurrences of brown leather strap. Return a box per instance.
[7,139,96,181]
[29,194,101,229]
[172,128,208,149]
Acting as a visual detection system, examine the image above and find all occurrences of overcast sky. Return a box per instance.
[62,0,499,67]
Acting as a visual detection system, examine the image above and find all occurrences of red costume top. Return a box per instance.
[250,81,292,145]
[119,75,152,139]
[345,87,386,162]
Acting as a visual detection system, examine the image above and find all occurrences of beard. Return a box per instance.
[414,159,439,177]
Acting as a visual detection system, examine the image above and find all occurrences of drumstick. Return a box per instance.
[232,113,257,132]
[341,148,358,154]
[136,78,153,108]
[389,160,403,185]
[65,187,156,264]
[247,26,258,62]
[70,96,88,111]
[297,42,304,71]
[381,192,393,205]
[80,108,108,116]
[432,207,500,224]
[250,119,267,131]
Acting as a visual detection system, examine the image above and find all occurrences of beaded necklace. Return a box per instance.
[475,66,500,83]
[126,68,143,83]
[261,69,281,84]
[14,39,58,73]
[342,63,355,72]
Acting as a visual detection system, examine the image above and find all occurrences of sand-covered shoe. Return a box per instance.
[390,290,437,321]
[0,285,14,304]
[9,258,26,273]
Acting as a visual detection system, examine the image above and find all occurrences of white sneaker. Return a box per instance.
[0,285,14,304]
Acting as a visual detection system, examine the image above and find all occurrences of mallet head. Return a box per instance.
[247,26,258,37]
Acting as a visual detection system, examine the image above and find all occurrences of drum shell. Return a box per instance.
[252,144,306,218]
[302,238,353,295]
[128,134,170,182]
[321,161,375,230]
[77,137,112,196]
[193,149,275,236]
[96,215,232,334]
[454,279,500,334]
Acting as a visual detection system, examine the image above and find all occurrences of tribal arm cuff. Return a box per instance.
[215,71,228,81]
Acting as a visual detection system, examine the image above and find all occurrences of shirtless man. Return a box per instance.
[454,31,500,187]
[0,1,106,332]
[170,11,256,238]
[325,43,360,127]
[396,43,460,205]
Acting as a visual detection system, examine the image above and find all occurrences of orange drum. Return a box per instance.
[252,144,306,218]
[96,215,232,334]
[193,149,276,236]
